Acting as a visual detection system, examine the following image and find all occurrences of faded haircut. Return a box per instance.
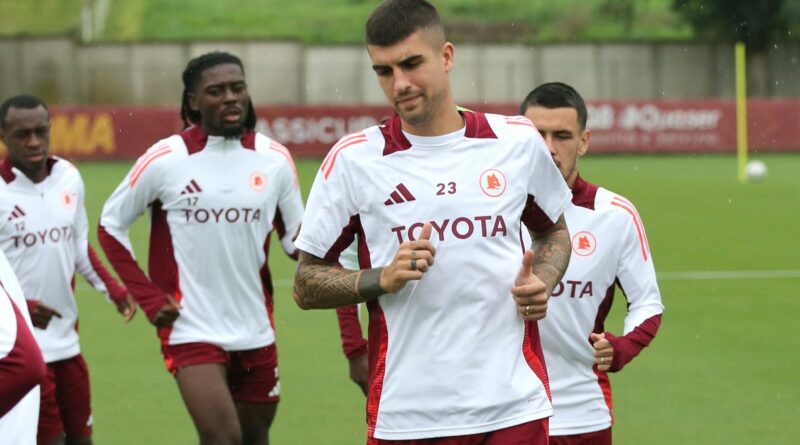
[366,0,444,47]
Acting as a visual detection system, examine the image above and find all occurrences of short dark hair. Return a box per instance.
[366,0,444,46]
[180,51,256,130]
[519,82,588,130]
[0,94,49,129]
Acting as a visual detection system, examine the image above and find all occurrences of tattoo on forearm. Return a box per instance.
[530,219,571,295]
[294,251,385,309]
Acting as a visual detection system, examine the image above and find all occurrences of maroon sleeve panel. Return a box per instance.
[0,298,46,417]
[97,224,167,320]
[521,195,556,234]
[87,244,128,303]
[337,305,368,359]
[605,313,662,373]
[25,299,38,316]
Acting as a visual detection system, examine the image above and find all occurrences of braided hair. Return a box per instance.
[179,51,256,131]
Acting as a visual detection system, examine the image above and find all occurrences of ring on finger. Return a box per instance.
[524,305,531,316]
[600,357,606,363]
[411,259,417,271]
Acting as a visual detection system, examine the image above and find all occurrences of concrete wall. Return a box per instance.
[0,37,796,105]
[771,42,800,96]
[305,46,366,104]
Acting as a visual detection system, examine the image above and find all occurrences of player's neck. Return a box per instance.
[566,170,579,189]
[15,162,47,183]
[200,122,245,140]
[401,98,463,137]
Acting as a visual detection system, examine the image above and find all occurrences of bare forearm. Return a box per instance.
[294,251,385,309]
[530,217,571,294]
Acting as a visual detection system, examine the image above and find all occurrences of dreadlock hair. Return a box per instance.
[0,94,49,129]
[180,51,256,131]
[519,82,588,130]
[366,0,444,47]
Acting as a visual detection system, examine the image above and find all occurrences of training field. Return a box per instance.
[73,153,798,444]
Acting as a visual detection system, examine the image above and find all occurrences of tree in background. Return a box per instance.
[600,0,636,35]
[672,0,791,96]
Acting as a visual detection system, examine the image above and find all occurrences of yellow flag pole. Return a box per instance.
[735,42,748,183]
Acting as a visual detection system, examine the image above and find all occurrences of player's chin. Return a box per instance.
[397,109,428,127]
[220,124,245,140]
[22,157,47,171]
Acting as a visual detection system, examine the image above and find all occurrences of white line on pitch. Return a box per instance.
[657,269,800,280]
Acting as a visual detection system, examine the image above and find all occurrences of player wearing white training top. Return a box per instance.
[98,52,304,445]
[293,2,572,444]
[0,94,133,445]
[520,83,665,445]
[0,247,46,445]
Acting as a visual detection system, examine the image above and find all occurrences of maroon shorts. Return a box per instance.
[161,342,280,403]
[550,428,612,445]
[369,418,548,445]
[38,354,92,443]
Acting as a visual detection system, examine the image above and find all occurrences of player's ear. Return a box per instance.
[187,92,199,112]
[441,42,455,73]
[578,129,591,157]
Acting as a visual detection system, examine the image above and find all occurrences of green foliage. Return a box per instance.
[6,0,799,45]
[0,0,83,36]
[74,153,800,444]
[1,0,690,43]
[672,0,793,50]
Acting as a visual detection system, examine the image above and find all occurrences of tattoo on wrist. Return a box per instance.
[357,268,385,300]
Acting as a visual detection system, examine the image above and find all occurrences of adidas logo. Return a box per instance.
[384,183,416,206]
[7,205,25,220]
[179,179,203,195]
[268,381,281,398]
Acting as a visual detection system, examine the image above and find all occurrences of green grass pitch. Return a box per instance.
[72,153,799,444]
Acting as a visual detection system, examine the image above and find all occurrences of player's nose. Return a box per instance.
[393,72,412,94]
[27,133,43,148]
[222,86,238,103]
[543,135,556,155]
